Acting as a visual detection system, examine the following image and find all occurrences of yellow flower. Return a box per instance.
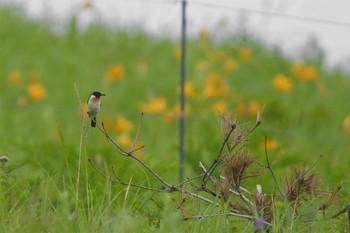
[162,103,190,123]
[203,72,230,99]
[177,81,195,98]
[139,97,167,114]
[106,64,125,83]
[117,133,132,149]
[114,116,133,133]
[292,62,317,81]
[213,101,228,116]
[248,101,261,116]
[274,74,293,92]
[239,47,252,61]
[8,70,22,86]
[260,139,279,150]
[27,82,47,101]
[343,115,350,134]
[174,45,182,62]
[223,59,238,73]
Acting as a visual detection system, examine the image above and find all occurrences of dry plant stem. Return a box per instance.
[202,124,236,186]
[96,122,174,189]
[74,83,87,204]
[199,162,255,208]
[330,203,350,221]
[92,120,221,206]
[264,136,284,198]
[321,185,342,214]
[132,112,144,151]
[202,115,261,187]
[177,173,204,187]
[219,175,252,195]
[88,159,171,193]
[182,212,272,226]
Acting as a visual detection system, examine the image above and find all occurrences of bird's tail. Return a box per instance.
[91,118,96,127]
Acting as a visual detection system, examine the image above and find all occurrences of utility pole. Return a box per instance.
[179,0,187,184]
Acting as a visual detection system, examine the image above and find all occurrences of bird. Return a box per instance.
[87,91,105,127]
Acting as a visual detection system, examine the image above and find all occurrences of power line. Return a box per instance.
[188,0,350,28]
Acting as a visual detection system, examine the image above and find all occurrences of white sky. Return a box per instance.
[2,0,350,71]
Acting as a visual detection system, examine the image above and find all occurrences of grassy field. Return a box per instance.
[1,6,350,232]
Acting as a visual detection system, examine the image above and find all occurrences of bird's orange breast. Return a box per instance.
[90,96,101,103]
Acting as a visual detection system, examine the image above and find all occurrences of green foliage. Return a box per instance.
[0,7,350,232]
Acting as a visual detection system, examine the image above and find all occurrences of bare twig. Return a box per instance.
[73,83,87,206]
[264,136,284,198]
[181,211,272,226]
[201,124,235,186]
[177,173,204,187]
[132,112,144,151]
[199,162,255,208]
[331,202,350,223]
[88,159,173,193]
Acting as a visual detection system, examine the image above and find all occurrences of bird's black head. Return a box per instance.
[91,91,106,98]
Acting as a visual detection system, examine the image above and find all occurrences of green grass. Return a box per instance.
[1,7,350,232]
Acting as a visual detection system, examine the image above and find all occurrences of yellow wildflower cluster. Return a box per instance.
[114,116,135,151]
[273,74,293,92]
[223,59,238,74]
[27,71,47,101]
[259,139,279,150]
[114,116,134,133]
[117,134,133,149]
[212,100,228,116]
[292,62,318,81]
[163,103,191,123]
[239,47,252,61]
[177,81,196,98]
[236,101,262,116]
[101,115,136,152]
[139,97,167,114]
[106,64,125,83]
[7,70,22,86]
[8,69,48,104]
[203,72,230,99]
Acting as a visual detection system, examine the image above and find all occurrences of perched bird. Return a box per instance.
[87,91,105,127]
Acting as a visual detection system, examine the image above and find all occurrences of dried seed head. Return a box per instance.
[284,165,320,202]
[224,152,255,188]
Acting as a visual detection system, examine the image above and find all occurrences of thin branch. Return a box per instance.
[199,162,255,208]
[331,202,350,224]
[177,173,204,187]
[89,159,173,193]
[73,83,87,206]
[132,112,144,151]
[202,123,236,186]
[181,211,272,226]
[94,122,174,189]
[264,136,284,198]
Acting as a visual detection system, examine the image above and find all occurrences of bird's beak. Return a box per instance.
[101,94,106,96]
